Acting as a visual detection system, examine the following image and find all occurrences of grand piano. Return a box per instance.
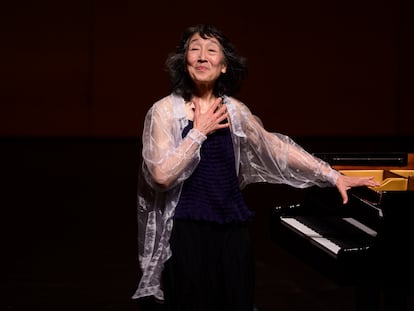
[270,151,414,311]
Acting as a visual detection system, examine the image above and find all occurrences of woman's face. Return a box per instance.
[186,33,227,86]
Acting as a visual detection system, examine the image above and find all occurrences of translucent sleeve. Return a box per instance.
[233,101,340,189]
[141,100,206,190]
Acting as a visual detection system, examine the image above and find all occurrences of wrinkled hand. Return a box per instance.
[336,174,380,204]
[193,98,229,136]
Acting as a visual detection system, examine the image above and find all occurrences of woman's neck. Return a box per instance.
[192,94,217,112]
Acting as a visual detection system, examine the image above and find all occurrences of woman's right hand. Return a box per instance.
[193,97,229,135]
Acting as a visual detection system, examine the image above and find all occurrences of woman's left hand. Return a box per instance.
[335,174,380,204]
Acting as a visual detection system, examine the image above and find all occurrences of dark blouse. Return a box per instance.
[174,121,254,224]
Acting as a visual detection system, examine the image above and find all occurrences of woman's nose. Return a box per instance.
[198,50,207,62]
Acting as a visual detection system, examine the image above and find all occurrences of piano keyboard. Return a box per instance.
[342,217,377,237]
[280,216,377,257]
[281,217,341,256]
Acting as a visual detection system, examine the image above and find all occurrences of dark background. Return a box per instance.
[1,0,413,310]
[1,0,413,137]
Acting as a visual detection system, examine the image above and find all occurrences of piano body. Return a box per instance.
[270,152,414,310]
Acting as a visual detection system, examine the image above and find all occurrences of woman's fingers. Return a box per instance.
[193,98,229,135]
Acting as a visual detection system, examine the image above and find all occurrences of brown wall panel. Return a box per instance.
[239,0,398,136]
[397,0,414,135]
[0,1,91,136]
[0,0,411,138]
[89,0,247,137]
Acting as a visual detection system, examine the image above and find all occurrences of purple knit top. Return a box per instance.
[174,121,254,224]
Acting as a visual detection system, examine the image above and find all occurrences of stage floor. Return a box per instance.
[1,138,413,310]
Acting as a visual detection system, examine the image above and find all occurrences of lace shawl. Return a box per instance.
[132,93,340,300]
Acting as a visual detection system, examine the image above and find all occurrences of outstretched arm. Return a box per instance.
[335,174,379,204]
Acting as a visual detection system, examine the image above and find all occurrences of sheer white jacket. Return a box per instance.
[132,93,340,300]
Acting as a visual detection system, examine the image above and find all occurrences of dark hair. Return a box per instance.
[165,24,248,102]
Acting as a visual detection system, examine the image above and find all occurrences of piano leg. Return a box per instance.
[383,286,408,311]
[355,282,408,311]
[355,282,381,311]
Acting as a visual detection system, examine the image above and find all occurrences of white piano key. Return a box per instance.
[280,217,340,256]
[342,217,377,237]
[281,217,321,237]
[311,237,341,255]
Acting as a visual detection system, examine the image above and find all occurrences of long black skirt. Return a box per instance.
[162,218,254,311]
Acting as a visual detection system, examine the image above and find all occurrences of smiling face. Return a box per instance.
[185,33,227,88]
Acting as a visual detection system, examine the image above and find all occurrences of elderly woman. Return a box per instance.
[132,24,378,311]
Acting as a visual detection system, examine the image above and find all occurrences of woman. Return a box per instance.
[132,24,378,311]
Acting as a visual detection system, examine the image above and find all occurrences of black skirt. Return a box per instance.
[162,218,255,311]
